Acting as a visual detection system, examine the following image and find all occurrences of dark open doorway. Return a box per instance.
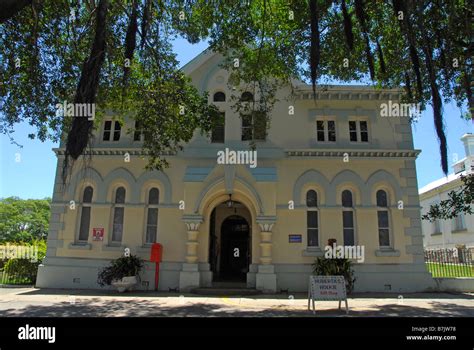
[209,209,250,282]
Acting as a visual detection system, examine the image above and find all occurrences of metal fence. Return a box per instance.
[424,248,474,278]
[0,268,36,285]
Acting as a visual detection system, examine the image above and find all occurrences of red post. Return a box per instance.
[150,243,163,292]
[155,262,160,291]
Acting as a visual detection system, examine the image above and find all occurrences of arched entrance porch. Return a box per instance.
[209,202,252,282]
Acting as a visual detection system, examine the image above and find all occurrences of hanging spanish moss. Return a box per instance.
[140,0,152,48]
[309,0,320,96]
[341,0,353,51]
[376,39,386,75]
[364,34,375,80]
[392,0,423,98]
[463,69,473,120]
[123,0,138,87]
[63,0,108,183]
[419,23,448,174]
[404,71,413,100]
[354,0,374,80]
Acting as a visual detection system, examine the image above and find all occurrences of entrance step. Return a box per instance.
[191,287,261,296]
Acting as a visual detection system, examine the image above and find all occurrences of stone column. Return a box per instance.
[256,217,277,293]
[259,222,274,265]
[179,217,203,292]
[185,222,200,264]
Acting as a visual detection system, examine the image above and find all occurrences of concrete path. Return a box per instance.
[0,288,473,317]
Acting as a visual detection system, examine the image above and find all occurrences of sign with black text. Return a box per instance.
[308,275,348,314]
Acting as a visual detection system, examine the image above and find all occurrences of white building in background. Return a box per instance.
[420,133,474,250]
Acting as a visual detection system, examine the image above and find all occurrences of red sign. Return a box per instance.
[92,228,104,241]
[150,243,163,262]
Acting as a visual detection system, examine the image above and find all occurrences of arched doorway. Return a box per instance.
[208,201,251,282]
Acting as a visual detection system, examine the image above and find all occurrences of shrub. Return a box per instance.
[97,255,144,287]
[312,257,356,293]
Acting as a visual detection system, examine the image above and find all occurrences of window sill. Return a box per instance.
[452,229,468,234]
[375,249,400,257]
[69,242,91,250]
[430,232,443,236]
[102,245,125,252]
[136,246,152,254]
[302,247,324,257]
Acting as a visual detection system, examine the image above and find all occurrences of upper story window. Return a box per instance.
[211,112,225,143]
[241,111,266,141]
[241,92,254,102]
[316,120,336,142]
[213,92,226,102]
[452,213,466,231]
[103,120,121,141]
[133,120,143,141]
[349,120,368,142]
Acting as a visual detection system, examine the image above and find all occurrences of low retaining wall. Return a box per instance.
[433,278,474,292]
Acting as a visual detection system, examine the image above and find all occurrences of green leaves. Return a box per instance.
[97,254,144,286]
[0,197,51,243]
[422,174,474,222]
[1,1,472,174]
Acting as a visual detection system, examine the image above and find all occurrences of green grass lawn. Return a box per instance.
[426,262,474,277]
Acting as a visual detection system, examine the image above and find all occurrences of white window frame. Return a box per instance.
[103,120,121,142]
[348,119,369,143]
[316,119,336,142]
[452,213,466,231]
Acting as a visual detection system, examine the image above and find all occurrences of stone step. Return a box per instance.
[191,287,261,296]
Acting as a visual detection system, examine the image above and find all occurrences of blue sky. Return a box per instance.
[1,39,472,199]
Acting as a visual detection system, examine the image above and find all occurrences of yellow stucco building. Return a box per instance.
[37,50,435,292]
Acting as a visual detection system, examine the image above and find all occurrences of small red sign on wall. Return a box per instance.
[92,228,104,241]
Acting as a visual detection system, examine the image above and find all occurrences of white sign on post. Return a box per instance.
[308,275,349,314]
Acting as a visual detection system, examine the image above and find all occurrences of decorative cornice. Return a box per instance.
[53,148,175,157]
[294,87,401,101]
[285,149,420,159]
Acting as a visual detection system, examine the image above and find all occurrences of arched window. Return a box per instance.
[342,190,355,246]
[213,91,226,102]
[376,190,390,247]
[241,92,254,102]
[111,187,126,243]
[78,186,93,242]
[306,190,318,208]
[306,190,319,247]
[145,188,159,244]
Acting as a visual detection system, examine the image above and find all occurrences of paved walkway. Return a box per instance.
[0,288,473,317]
